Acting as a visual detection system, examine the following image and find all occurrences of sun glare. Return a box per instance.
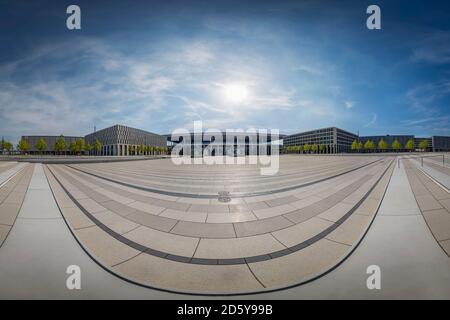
[223,83,248,103]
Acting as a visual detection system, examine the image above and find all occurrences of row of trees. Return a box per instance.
[351,138,428,152]
[282,138,430,154]
[283,144,327,154]
[13,136,169,156]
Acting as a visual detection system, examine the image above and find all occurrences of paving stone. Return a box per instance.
[61,206,96,229]
[234,215,294,237]
[439,239,450,256]
[0,203,21,225]
[253,204,296,219]
[127,201,165,215]
[248,238,349,288]
[75,226,141,266]
[94,209,140,235]
[415,195,443,212]
[206,211,257,223]
[77,198,107,214]
[123,225,199,257]
[0,224,11,246]
[171,220,236,238]
[125,210,177,232]
[422,209,450,241]
[318,202,354,222]
[160,209,207,223]
[194,233,286,259]
[272,217,333,247]
[101,200,137,216]
[112,253,263,293]
[439,198,450,211]
[326,214,370,245]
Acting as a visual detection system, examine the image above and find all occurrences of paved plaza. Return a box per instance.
[0,155,449,297]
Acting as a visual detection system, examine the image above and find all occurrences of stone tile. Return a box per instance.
[127,201,165,215]
[440,239,450,256]
[283,206,323,224]
[265,195,299,207]
[439,198,450,211]
[189,204,229,213]
[206,211,257,223]
[248,238,349,288]
[326,214,371,245]
[0,224,11,246]
[318,202,354,222]
[94,209,140,235]
[0,203,21,225]
[101,200,137,216]
[252,204,296,219]
[194,233,286,259]
[415,195,443,212]
[77,198,106,214]
[124,225,199,257]
[112,253,263,293]
[423,209,450,241]
[75,226,141,266]
[171,221,236,238]
[61,207,96,229]
[234,215,293,237]
[160,209,207,223]
[289,196,322,210]
[126,210,177,232]
[272,217,333,247]
[3,191,26,205]
[245,202,269,210]
[353,198,380,216]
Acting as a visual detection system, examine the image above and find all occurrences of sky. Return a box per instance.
[0,0,449,144]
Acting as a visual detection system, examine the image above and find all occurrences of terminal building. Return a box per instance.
[283,127,358,153]
[85,124,166,156]
[165,131,285,157]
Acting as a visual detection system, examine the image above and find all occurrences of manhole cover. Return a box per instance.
[218,191,231,203]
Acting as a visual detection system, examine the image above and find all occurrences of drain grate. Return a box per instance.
[218,191,231,203]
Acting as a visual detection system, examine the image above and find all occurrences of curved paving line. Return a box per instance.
[66,158,385,199]
[48,160,393,266]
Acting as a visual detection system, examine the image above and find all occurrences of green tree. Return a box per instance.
[17,138,30,153]
[311,144,318,153]
[358,141,364,150]
[364,140,375,152]
[418,139,428,151]
[36,138,48,154]
[405,138,415,152]
[392,139,401,152]
[84,143,93,155]
[3,141,13,154]
[70,141,78,154]
[54,136,67,155]
[75,138,85,155]
[319,144,326,154]
[378,139,388,152]
[351,139,359,152]
[94,139,102,155]
[303,143,311,153]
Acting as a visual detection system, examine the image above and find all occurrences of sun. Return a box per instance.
[223,83,248,103]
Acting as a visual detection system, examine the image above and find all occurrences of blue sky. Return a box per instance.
[0,0,449,143]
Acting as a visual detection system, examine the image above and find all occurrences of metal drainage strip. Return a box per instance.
[218,191,231,203]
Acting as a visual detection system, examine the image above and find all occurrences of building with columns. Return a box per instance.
[84,124,166,156]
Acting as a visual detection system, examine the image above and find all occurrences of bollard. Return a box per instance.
[421,157,423,167]
[444,154,445,167]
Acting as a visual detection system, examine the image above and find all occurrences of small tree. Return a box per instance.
[358,141,364,151]
[311,144,318,153]
[351,139,359,152]
[364,140,375,152]
[36,138,48,154]
[84,143,93,155]
[303,144,311,153]
[94,139,102,155]
[70,141,78,154]
[378,139,388,152]
[405,138,415,152]
[392,139,401,152]
[54,136,67,155]
[17,138,30,154]
[319,144,326,154]
[418,139,428,151]
[3,141,13,154]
